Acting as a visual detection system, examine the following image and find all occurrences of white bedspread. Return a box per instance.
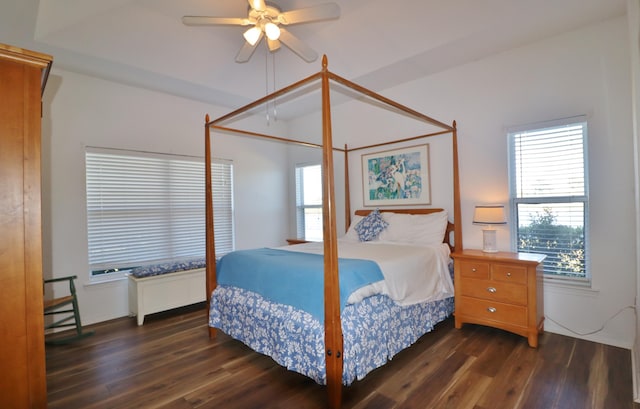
[278,239,454,307]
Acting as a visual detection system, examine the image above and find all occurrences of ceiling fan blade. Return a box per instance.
[279,3,340,25]
[278,28,318,62]
[248,0,267,12]
[267,38,281,52]
[182,16,249,26]
[235,32,263,63]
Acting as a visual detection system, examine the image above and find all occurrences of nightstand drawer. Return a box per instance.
[459,278,527,305]
[459,261,490,279]
[492,263,527,284]
[458,296,527,327]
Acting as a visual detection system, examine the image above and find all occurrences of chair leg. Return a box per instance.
[44,277,95,345]
[45,314,94,345]
[45,298,94,344]
[71,291,85,335]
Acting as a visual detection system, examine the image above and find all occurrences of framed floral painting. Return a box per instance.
[362,144,430,206]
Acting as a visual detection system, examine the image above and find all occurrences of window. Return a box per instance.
[85,148,233,279]
[295,164,322,241]
[508,117,589,281]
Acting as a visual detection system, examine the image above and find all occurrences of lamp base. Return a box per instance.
[482,228,498,253]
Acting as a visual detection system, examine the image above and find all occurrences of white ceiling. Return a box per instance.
[1,0,627,111]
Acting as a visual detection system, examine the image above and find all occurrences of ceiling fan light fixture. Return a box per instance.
[183,1,341,63]
[264,22,280,41]
[243,26,262,45]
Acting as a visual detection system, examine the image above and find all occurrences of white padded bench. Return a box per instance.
[127,259,207,326]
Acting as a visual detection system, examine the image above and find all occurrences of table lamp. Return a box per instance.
[473,204,507,253]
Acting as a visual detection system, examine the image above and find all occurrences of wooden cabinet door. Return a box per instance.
[0,49,49,409]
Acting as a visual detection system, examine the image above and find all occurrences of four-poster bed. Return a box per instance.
[204,56,462,409]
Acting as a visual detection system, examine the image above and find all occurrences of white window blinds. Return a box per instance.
[295,164,323,241]
[508,117,589,280]
[85,148,233,276]
[512,124,585,198]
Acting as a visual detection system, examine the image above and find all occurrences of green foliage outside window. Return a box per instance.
[517,208,585,278]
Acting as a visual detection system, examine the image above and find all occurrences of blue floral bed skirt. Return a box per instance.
[209,286,454,385]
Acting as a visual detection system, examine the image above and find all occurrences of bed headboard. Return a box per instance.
[354,208,455,253]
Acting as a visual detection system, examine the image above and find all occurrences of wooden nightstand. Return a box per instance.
[451,249,546,348]
[286,238,310,245]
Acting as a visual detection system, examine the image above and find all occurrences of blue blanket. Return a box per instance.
[216,248,384,321]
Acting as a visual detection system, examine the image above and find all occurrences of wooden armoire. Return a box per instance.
[0,43,53,408]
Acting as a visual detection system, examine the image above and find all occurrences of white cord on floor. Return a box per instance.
[544,305,636,336]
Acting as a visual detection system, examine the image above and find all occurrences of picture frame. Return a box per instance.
[362,144,431,206]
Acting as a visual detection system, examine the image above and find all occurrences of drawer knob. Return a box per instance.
[487,307,497,313]
[487,287,497,293]
[472,268,477,272]
[506,272,512,277]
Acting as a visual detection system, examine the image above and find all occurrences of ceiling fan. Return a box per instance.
[182,0,340,63]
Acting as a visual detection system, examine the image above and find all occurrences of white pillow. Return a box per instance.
[342,215,364,242]
[377,211,448,246]
[344,212,399,242]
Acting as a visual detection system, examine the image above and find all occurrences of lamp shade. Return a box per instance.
[264,22,280,40]
[473,205,507,225]
[243,26,262,46]
[473,204,506,252]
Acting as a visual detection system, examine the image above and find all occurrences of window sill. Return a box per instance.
[84,272,129,287]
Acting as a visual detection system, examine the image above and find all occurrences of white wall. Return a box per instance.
[290,17,636,348]
[628,0,640,400]
[42,69,290,325]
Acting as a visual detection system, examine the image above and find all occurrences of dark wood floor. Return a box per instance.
[46,303,640,409]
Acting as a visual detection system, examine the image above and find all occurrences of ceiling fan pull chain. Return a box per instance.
[272,53,277,122]
[265,50,270,125]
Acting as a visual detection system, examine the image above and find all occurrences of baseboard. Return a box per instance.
[633,342,640,403]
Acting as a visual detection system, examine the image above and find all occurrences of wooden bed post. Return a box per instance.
[344,144,351,233]
[204,114,217,339]
[452,120,462,252]
[320,56,343,409]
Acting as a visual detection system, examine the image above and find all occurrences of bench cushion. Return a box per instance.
[129,258,206,278]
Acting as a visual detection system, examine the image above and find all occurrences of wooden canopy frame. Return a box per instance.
[204,55,462,409]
